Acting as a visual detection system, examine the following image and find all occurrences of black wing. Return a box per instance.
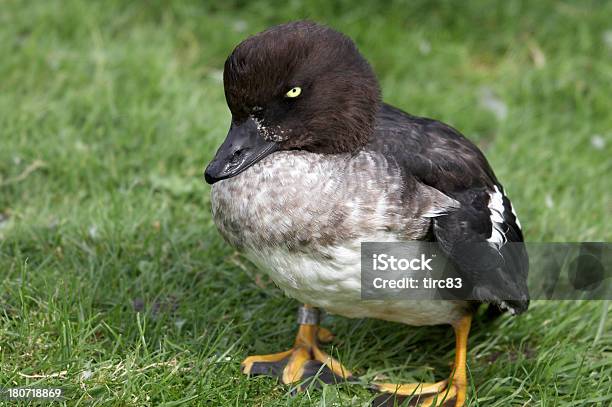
[369,104,529,314]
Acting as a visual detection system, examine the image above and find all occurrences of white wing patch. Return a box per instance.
[487,185,507,247]
[510,202,522,230]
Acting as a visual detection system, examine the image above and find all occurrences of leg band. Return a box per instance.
[297,306,320,325]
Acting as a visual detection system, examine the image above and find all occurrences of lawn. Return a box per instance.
[1,0,611,405]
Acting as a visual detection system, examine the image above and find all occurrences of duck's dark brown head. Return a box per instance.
[205,21,381,184]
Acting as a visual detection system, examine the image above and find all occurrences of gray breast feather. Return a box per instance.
[210,150,459,252]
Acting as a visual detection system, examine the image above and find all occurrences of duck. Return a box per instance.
[204,21,529,407]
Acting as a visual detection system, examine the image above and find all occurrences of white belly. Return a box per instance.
[245,235,467,326]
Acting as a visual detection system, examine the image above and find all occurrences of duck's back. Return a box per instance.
[369,104,529,314]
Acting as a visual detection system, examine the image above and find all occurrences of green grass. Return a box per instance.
[1,0,611,405]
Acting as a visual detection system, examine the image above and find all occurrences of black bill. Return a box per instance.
[204,117,279,184]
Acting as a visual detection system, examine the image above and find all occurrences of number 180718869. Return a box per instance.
[2,387,63,400]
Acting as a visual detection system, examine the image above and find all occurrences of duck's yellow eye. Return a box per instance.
[285,87,302,98]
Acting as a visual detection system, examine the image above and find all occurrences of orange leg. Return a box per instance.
[373,314,472,406]
[242,305,353,387]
